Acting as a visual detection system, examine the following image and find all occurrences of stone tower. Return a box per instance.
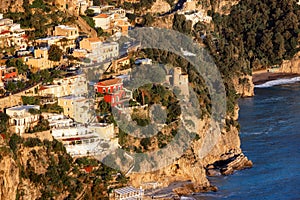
[172,67,189,98]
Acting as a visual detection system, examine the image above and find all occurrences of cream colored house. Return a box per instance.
[39,73,88,98]
[93,13,112,30]
[58,96,92,124]
[79,38,119,62]
[53,25,79,39]
[80,37,103,52]
[5,105,40,135]
[36,36,75,51]
[25,48,54,72]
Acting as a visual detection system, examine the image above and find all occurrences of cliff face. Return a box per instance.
[148,0,171,14]
[0,155,19,200]
[129,112,252,193]
[233,75,255,97]
[279,52,300,74]
[0,146,48,200]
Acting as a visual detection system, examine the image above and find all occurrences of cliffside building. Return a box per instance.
[5,105,40,135]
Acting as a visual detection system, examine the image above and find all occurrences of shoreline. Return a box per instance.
[252,71,300,85]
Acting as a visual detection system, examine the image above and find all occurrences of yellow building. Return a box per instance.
[36,36,76,51]
[58,96,92,123]
[25,48,53,72]
[53,25,79,39]
[79,37,103,52]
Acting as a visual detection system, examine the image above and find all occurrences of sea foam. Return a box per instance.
[255,76,300,88]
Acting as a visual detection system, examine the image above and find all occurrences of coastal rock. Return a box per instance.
[173,183,218,196]
[232,75,255,97]
[279,51,300,74]
[129,118,252,195]
[206,152,253,176]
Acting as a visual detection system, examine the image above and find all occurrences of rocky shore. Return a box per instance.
[206,152,253,176]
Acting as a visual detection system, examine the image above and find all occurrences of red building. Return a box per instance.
[0,66,18,82]
[94,78,128,107]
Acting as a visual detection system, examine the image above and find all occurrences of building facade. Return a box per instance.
[94,78,128,107]
[5,105,40,135]
[39,73,88,98]
[58,95,92,123]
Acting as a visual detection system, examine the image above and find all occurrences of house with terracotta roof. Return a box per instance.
[93,13,112,30]
[94,78,131,107]
[0,16,27,50]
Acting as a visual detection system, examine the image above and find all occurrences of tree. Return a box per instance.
[85,9,95,17]
[48,45,63,62]
[0,113,9,133]
[93,0,101,6]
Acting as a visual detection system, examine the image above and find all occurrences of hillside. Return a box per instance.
[0,133,127,199]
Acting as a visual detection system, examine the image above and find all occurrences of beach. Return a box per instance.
[252,70,300,85]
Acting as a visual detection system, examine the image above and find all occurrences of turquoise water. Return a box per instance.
[193,82,300,200]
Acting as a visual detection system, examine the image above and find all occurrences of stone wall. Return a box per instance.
[0,83,41,112]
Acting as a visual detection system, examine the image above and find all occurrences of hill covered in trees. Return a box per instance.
[207,0,300,72]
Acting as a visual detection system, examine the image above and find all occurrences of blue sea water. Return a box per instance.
[193,81,300,200]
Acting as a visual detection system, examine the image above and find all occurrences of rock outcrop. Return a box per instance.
[232,75,255,97]
[148,0,171,14]
[129,115,252,194]
[279,52,300,74]
[0,155,19,200]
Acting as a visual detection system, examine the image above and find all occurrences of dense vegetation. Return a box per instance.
[208,0,300,71]
[139,0,300,114]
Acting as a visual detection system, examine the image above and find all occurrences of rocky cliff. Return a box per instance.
[148,0,172,14]
[129,110,252,195]
[233,75,255,97]
[279,52,300,74]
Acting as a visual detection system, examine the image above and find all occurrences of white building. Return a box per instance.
[113,186,144,200]
[0,17,27,50]
[93,13,112,30]
[80,38,119,63]
[180,11,212,26]
[39,73,88,98]
[42,113,74,129]
[51,121,117,157]
[100,42,119,61]
[5,105,40,135]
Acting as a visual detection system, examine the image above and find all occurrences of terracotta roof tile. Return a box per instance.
[97,78,122,86]
[94,13,109,18]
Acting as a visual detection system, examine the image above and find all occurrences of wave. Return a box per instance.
[254,76,300,88]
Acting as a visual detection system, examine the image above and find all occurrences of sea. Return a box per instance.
[189,78,300,200]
